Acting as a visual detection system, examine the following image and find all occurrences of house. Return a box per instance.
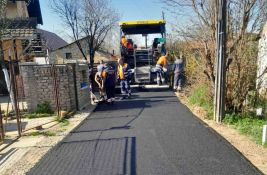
[50,37,113,64]
[31,29,68,64]
[0,0,43,95]
[2,0,43,61]
[257,22,267,96]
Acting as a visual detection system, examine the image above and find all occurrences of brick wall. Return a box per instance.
[20,63,91,112]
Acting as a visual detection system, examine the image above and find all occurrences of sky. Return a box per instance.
[39,0,171,45]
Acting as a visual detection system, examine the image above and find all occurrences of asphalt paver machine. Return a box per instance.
[119,20,166,84]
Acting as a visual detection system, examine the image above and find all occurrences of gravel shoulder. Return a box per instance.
[176,92,267,174]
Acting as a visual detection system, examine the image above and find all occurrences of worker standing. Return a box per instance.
[117,58,131,98]
[103,64,116,104]
[121,35,128,56]
[173,54,185,91]
[156,52,168,85]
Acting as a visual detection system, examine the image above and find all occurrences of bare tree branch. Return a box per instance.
[51,0,119,66]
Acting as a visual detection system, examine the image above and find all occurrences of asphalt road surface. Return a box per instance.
[27,87,262,175]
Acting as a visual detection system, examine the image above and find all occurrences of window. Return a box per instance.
[65,53,72,59]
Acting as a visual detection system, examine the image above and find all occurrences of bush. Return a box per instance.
[36,101,53,114]
[245,91,267,118]
[223,113,267,145]
[188,85,213,118]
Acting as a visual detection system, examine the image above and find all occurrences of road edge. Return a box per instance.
[175,92,265,175]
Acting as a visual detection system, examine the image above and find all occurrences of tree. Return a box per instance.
[162,0,267,111]
[51,0,119,67]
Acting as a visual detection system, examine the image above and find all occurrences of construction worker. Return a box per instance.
[95,60,106,102]
[103,64,116,103]
[156,52,168,85]
[117,58,131,98]
[121,35,128,56]
[121,35,128,47]
[173,53,185,91]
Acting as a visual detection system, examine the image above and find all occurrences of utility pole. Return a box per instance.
[214,0,227,123]
[162,11,165,20]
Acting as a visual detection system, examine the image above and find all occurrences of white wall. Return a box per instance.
[257,22,267,94]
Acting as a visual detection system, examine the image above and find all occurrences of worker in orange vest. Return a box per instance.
[121,36,128,56]
[121,36,128,47]
[156,52,168,85]
[117,58,132,98]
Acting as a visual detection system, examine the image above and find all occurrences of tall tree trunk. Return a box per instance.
[89,49,95,69]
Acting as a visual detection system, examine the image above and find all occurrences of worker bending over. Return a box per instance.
[118,58,132,98]
[95,63,116,103]
[95,61,106,102]
[156,52,168,85]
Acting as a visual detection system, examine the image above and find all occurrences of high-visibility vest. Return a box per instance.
[121,38,128,47]
[157,56,168,66]
[118,63,129,80]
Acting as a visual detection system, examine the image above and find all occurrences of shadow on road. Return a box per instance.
[28,137,137,175]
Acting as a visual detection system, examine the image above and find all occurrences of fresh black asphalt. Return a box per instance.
[27,87,262,175]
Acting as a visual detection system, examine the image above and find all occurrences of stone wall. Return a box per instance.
[20,63,90,112]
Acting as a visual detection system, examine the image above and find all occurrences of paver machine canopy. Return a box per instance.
[119,20,166,84]
[119,20,166,35]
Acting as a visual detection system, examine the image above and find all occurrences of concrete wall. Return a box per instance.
[20,63,90,112]
[257,22,267,96]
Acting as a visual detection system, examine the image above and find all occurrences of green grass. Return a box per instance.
[59,119,70,127]
[188,85,213,118]
[29,131,56,137]
[223,113,267,145]
[23,113,52,119]
[43,131,56,137]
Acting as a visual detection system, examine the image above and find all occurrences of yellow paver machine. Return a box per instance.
[119,20,166,84]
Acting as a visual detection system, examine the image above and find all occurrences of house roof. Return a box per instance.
[38,29,68,51]
[55,36,89,50]
[27,0,43,25]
